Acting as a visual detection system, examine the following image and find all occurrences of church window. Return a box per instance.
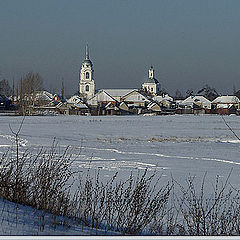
[86,85,89,91]
[86,72,89,79]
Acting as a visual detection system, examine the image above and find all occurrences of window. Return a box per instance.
[86,72,89,79]
[86,85,89,91]
[151,88,153,91]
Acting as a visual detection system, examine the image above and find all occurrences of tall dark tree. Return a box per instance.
[234,89,240,99]
[0,79,11,97]
[16,85,19,102]
[12,78,15,101]
[61,79,64,100]
[186,89,194,98]
[197,84,219,101]
[174,89,184,100]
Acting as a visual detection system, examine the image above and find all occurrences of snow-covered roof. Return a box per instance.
[153,94,173,102]
[147,102,161,111]
[95,90,116,102]
[180,96,211,109]
[212,96,240,104]
[74,103,88,109]
[105,102,119,110]
[182,96,211,105]
[147,102,157,109]
[35,91,53,101]
[100,89,137,98]
[67,95,83,104]
[87,90,117,106]
[122,91,150,103]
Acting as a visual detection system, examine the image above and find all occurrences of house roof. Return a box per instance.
[88,90,117,104]
[73,103,88,109]
[100,89,137,98]
[180,96,212,109]
[122,90,150,102]
[35,91,53,101]
[67,95,83,104]
[212,96,240,104]
[147,102,161,111]
[153,94,173,102]
[105,102,119,110]
[182,96,211,105]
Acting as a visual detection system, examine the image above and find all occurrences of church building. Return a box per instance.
[79,45,95,99]
[142,66,161,95]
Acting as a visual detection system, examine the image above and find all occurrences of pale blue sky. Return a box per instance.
[1,0,240,95]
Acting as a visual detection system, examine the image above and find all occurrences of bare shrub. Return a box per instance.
[171,171,240,236]
[0,140,74,219]
[71,169,172,235]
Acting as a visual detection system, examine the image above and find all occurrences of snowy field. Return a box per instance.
[1,114,240,235]
[1,114,240,187]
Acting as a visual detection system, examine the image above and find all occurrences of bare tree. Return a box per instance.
[197,84,219,101]
[186,89,194,98]
[61,79,64,100]
[174,89,184,100]
[18,72,44,115]
[21,72,43,96]
[0,79,12,97]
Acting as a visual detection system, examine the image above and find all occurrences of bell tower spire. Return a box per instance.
[85,44,89,60]
[79,45,95,100]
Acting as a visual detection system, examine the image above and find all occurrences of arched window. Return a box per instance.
[86,85,89,92]
[86,72,89,79]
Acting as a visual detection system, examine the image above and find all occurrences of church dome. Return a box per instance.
[144,78,159,84]
[82,59,93,66]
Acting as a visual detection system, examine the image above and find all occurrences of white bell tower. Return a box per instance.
[142,66,161,95]
[79,45,95,99]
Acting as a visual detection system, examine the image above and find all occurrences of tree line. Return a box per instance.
[0,72,43,99]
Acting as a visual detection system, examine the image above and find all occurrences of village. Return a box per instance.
[0,45,240,116]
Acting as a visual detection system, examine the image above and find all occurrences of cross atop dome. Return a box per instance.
[85,44,89,60]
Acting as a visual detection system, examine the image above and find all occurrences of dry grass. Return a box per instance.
[71,169,172,234]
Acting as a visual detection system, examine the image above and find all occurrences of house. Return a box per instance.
[33,91,54,106]
[121,90,151,107]
[147,102,161,114]
[52,94,64,102]
[121,90,151,114]
[177,95,211,114]
[212,96,240,114]
[87,90,117,107]
[153,94,175,113]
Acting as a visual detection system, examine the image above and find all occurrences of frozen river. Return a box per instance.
[1,114,240,189]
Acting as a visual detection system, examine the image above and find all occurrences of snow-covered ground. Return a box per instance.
[1,115,240,182]
[1,114,240,234]
[0,198,109,236]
